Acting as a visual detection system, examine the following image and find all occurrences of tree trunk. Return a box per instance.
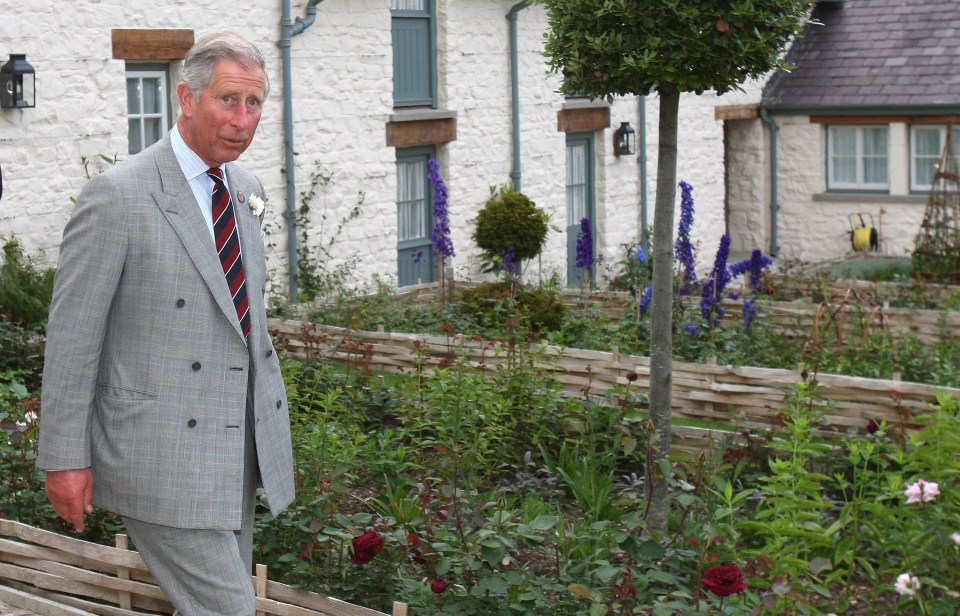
[646,85,679,532]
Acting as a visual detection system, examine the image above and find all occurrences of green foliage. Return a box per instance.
[455,281,567,334]
[472,186,549,264]
[532,0,815,98]
[289,163,365,304]
[0,236,55,331]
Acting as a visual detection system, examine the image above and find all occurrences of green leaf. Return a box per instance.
[638,539,666,560]
[567,584,596,600]
[527,515,558,530]
[481,543,506,568]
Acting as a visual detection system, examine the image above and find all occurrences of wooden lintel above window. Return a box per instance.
[810,114,960,125]
[557,106,610,133]
[715,104,760,121]
[112,29,194,61]
[386,117,457,148]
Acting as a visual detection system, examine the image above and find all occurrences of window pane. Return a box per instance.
[397,160,426,241]
[392,0,425,10]
[128,118,142,154]
[830,128,856,185]
[862,127,887,157]
[832,157,856,185]
[915,127,941,157]
[566,144,587,222]
[863,155,887,185]
[142,77,162,114]
[126,78,141,115]
[831,127,856,157]
[144,118,162,146]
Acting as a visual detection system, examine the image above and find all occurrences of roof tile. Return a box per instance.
[763,0,960,111]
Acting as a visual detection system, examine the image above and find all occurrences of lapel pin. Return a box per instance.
[237,191,246,203]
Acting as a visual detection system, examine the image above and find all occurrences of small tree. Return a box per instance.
[532,0,813,529]
[473,186,549,278]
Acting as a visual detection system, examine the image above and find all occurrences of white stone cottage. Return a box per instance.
[1,0,773,301]
[720,0,960,265]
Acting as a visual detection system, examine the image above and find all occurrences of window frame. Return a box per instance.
[125,63,172,155]
[395,145,438,286]
[910,124,960,193]
[826,125,890,192]
[390,0,437,109]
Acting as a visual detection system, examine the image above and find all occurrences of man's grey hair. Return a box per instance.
[181,30,269,98]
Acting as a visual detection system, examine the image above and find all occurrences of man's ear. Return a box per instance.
[176,82,195,118]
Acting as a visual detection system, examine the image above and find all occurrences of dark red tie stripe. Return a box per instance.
[207,167,251,339]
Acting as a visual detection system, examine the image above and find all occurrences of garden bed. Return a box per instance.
[269,318,957,445]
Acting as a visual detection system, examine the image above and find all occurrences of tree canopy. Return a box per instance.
[536,0,814,97]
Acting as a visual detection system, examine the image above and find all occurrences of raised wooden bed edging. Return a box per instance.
[0,519,406,616]
[269,319,960,451]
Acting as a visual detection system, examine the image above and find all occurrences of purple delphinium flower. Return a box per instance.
[729,249,773,330]
[499,245,517,276]
[411,249,424,265]
[575,217,594,270]
[639,283,653,316]
[729,249,773,293]
[742,298,757,329]
[635,245,648,264]
[675,181,697,295]
[684,324,699,335]
[427,159,455,259]
[700,235,732,325]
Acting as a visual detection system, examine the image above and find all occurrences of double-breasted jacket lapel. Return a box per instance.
[150,142,251,343]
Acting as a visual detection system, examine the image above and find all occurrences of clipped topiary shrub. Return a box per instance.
[472,186,549,264]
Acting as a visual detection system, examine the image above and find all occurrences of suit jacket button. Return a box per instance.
[187,419,197,428]
[176,299,185,308]
[265,349,273,358]
[192,362,201,371]
[276,400,282,409]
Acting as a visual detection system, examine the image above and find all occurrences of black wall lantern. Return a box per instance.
[1,55,36,109]
[613,121,636,157]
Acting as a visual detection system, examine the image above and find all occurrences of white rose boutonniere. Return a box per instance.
[249,194,265,217]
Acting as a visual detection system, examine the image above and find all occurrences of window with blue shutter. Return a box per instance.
[391,0,436,108]
[396,147,438,286]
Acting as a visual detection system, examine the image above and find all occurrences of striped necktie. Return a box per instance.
[207,167,251,339]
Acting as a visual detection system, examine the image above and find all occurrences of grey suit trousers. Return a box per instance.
[122,395,259,616]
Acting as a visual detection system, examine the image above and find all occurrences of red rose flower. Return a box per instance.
[349,530,385,566]
[626,371,639,382]
[431,579,448,594]
[866,419,880,434]
[701,564,748,597]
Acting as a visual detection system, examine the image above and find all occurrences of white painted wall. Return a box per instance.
[0,0,756,298]
[726,114,927,264]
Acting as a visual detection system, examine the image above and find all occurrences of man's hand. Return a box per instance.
[45,468,94,532]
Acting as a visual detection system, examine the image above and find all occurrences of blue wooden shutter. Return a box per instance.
[391,0,436,108]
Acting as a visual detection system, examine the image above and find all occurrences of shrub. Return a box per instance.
[472,186,549,264]
[0,236,55,331]
[455,282,566,334]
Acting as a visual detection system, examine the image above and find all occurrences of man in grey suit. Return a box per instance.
[38,30,294,615]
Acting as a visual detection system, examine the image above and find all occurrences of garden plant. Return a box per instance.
[2,171,960,615]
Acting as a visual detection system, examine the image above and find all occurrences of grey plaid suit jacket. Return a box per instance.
[38,135,295,530]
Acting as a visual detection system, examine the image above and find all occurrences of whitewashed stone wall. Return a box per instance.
[727,114,927,264]
[0,0,761,298]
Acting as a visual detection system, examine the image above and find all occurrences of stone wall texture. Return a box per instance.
[1,0,761,296]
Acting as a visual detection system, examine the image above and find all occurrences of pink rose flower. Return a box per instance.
[904,479,939,504]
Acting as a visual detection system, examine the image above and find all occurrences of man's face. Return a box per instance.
[177,59,266,167]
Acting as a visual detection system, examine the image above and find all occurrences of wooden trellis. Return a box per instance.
[913,127,960,283]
